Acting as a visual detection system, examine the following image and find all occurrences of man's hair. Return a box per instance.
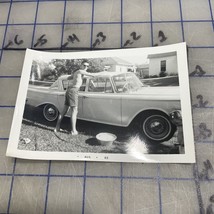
[81,60,89,65]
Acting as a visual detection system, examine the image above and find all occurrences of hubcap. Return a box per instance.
[143,115,171,141]
[47,107,56,116]
[44,105,58,121]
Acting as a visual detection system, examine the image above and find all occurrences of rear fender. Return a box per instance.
[128,108,170,126]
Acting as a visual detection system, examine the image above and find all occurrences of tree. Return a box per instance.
[87,58,106,73]
[31,58,109,82]
[51,58,107,76]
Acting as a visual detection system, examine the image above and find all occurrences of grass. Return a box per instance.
[19,121,126,153]
[17,105,180,154]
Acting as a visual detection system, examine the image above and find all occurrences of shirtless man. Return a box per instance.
[54,60,95,135]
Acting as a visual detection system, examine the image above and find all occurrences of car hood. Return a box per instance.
[128,86,180,100]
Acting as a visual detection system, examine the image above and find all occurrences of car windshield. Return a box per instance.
[113,73,143,93]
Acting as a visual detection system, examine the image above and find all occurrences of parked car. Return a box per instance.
[26,72,181,143]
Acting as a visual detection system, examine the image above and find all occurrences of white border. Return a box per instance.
[6,43,195,163]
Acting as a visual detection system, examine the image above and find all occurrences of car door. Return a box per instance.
[81,77,122,126]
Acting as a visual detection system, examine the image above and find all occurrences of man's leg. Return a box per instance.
[70,106,78,135]
[54,105,69,132]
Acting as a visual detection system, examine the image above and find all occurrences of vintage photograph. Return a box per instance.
[7,43,195,162]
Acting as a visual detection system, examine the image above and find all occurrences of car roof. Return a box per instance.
[95,71,133,77]
[58,75,70,80]
[58,72,133,79]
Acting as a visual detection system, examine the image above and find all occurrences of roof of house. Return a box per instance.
[147,51,176,59]
[138,63,149,69]
[95,71,132,77]
[104,57,134,66]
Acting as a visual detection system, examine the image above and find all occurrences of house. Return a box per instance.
[147,52,177,77]
[104,57,136,73]
[137,63,149,78]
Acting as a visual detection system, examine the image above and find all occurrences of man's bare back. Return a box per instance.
[72,69,95,88]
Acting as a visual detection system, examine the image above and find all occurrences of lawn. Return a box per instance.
[141,76,179,86]
[18,105,180,155]
[18,119,127,154]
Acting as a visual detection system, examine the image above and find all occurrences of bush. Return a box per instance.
[169,72,178,76]
[149,75,159,78]
[143,75,150,79]
[159,71,168,77]
[141,75,159,79]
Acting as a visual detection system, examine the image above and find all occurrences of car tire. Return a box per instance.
[138,111,177,143]
[43,104,59,122]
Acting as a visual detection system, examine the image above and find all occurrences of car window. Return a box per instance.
[50,81,58,90]
[88,77,113,93]
[113,75,126,92]
[113,73,143,93]
[79,78,87,92]
[105,79,113,93]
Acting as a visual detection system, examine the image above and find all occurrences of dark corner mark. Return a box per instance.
[123,32,141,47]
[193,164,205,214]
[4,34,23,49]
[154,30,168,46]
[198,159,213,181]
[195,123,212,141]
[192,95,209,108]
[92,32,107,48]
[206,188,214,213]
[33,34,48,48]
[190,65,206,77]
[61,34,80,49]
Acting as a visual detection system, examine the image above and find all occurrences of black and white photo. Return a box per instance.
[6,43,195,163]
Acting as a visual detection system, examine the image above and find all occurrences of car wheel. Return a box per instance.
[43,104,59,122]
[139,112,176,143]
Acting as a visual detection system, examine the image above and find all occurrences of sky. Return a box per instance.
[34,52,150,66]
[118,54,149,65]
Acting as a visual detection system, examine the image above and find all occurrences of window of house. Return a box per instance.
[160,60,166,72]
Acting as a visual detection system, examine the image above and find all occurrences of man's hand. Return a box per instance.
[92,72,99,77]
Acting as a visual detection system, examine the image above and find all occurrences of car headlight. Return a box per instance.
[169,110,182,126]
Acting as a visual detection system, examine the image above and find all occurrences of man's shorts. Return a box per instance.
[65,87,79,107]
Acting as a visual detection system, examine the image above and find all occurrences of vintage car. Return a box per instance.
[26,72,181,143]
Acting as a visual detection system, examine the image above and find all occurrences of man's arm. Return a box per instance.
[79,70,96,77]
[67,75,73,80]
